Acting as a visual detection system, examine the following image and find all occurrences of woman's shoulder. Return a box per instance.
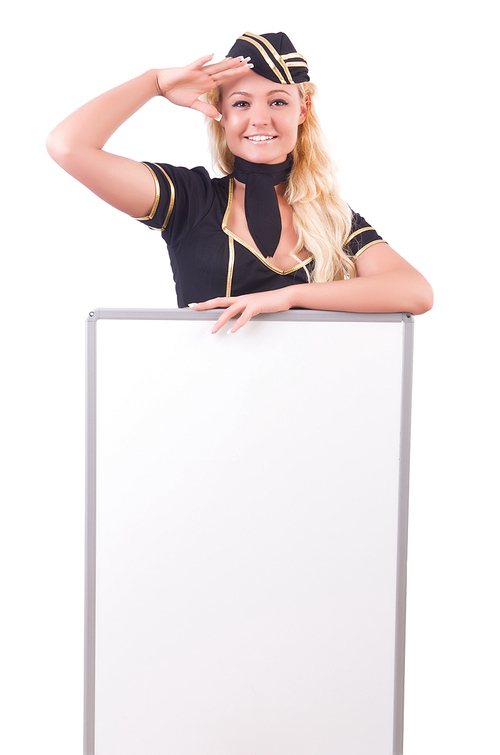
[143,162,229,191]
[343,208,386,259]
[136,162,230,233]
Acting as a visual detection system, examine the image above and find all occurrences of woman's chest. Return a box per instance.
[225,181,310,272]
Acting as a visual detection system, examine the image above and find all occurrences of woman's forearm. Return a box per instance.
[45,56,251,217]
[46,71,160,217]
[193,244,433,334]
[287,268,434,315]
[46,70,159,159]
[46,54,252,166]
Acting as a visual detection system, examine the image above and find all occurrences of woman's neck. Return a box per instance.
[233,176,287,197]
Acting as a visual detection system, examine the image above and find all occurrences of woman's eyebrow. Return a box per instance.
[227,89,291,98]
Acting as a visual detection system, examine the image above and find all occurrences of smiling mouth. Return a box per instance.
[245,135,277,142]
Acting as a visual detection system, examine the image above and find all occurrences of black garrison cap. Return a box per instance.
[226,31,309,85]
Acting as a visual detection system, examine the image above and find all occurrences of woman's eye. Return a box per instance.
[271,99,288,107]
[232,100,250,108]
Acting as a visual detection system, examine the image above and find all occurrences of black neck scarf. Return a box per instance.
[231,156,292,258]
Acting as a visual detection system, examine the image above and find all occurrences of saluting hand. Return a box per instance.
[155,55,252,119]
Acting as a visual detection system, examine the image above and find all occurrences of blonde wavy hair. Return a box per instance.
[205,82,355,282]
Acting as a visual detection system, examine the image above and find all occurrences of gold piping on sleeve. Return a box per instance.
[222,178,313,275]
[226,237,235,296]
[344,226,375,245]
[151,163,175,231]
[135,163,161,221]
[353,239,388,259]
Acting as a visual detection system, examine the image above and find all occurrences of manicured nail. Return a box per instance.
[213,113,222,122]
[188,303,198,307]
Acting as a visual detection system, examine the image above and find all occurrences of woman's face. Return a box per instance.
[219,71,309,165]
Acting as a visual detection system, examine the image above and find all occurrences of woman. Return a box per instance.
[46,31,433,332]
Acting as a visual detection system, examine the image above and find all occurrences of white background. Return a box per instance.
[1,1,498,753]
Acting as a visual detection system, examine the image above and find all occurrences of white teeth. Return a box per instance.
[247,135,275,142]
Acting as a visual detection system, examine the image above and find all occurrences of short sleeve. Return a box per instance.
[343,211,387,258]
[135,162,215,243]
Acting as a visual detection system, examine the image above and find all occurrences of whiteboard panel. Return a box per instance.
[85,310,413,755]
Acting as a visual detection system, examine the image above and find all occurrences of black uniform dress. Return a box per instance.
[136,162,386,308]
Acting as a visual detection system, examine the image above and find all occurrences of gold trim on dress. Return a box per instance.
[353,239,388,259]
[344,226,375,246]
[135,163,160,221]
[222,178,313,275]
[226,236,235,296]
[152,164,175,231]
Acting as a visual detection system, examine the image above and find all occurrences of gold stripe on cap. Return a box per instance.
[241,32,299,85]
[245,32,295,84]
[238,34,288,84]
[281,52,308,61]
[281,52,309,70]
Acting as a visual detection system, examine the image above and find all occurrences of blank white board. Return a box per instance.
[85,309,413,755]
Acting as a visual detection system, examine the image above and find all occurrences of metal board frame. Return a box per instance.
[85,309,414,755]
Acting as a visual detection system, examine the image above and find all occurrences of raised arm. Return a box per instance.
[46,55,252,218]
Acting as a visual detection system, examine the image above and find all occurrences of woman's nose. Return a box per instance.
[251,105,270,126]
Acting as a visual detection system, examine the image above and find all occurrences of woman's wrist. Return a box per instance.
[149,69,166,98]
[286,283,316,310]
[134,69,163,99]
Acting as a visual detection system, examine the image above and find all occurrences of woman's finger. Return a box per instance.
[186,54,216,70]
[202,57,253,88]
[211,305,244,334]
[189,297,235,310]
[204,55,251,75]
[188,299,242,333]
[226,306,255,333]
[188,294,272,333]
[190,98,220,120]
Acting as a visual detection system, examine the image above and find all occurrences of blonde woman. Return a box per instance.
[47,31,433,332]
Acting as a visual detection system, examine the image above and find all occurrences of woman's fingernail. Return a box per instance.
[188,302,198,308]
[214,113,222,122]
[227,329,235,334]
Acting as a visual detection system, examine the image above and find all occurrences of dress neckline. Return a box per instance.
[221,178,313,276]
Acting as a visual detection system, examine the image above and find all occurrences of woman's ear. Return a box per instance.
[298,94,310,125]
